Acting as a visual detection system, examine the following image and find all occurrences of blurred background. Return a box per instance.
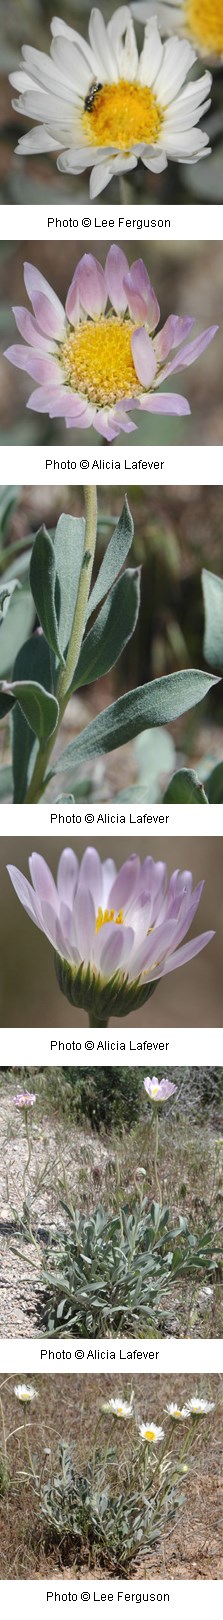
[0,0,223,205]
[1,239,223,446]
[1,483,223,802]
[1,833,222,1025]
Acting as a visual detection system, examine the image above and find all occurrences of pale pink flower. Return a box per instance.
[13,1091,36,1107]
[7,848,214,1022]
[5,248,218,442]
[144,1075,177,1102]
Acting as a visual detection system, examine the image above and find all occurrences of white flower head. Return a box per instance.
[102,1394,134,1419]
[14,1383,37,1404]
[183,1397,215,1416]
[131,2,223,64]
[139,1420,164,1443]
[9,6,213,197]
[166,1402,189,1420]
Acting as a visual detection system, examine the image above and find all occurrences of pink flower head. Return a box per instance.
[144,1075,177,1102]
[4,248,218,442]
[13,1091,36,1107]
[7,848,214,1023]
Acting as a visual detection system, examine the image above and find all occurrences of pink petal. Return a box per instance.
[97,924,134,976]
[105,245,129,315]
[7,864,44,927]
[57,848,79,905]
[12,306,55,350]
[68,254,107,320]
[154,315,195,363]
[79,847,103,910]
[141,391,191,415]
[73,884,96,961]
[124,260,160,330]
[157,325,218,384]
[29,853,58,908]
[23,263,66,339]
[159,931,215,977]
[108,855,141,913]
[131,327,157,387]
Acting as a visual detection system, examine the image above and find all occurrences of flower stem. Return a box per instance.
[153,1109,162,1206]
[23,1408,37,1482]
[22,1108,32,1201]
[25,487,97,803]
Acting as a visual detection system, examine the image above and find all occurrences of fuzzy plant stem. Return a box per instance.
[23,1407,37,1482]
[153,1108,162,1206]
[25,487,98,803]
[22,1107,32,1200]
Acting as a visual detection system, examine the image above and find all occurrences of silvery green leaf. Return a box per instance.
[53,668,219,775]
[202,567,223,671]
[74,568,140,688]
[86,496,134,620]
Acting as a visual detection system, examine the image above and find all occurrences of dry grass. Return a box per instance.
[0,1374,222,1579]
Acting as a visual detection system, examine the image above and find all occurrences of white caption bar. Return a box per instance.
[0,1338,222,1376]
[1,1580,223,1618]
[0,446,222,484]
[1,203,223,242]
[1,1028,222,1066]
[0,804,222,837]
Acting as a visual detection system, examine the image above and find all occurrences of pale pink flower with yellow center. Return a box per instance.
[4,247,218,443]
[13,1091,36,1107]
[7,848,215,1024]
[144,1074,177,1102]
[9,7,213,196]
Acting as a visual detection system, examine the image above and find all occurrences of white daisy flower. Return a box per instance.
[14,1383,37,1404]
[139,1420,164,1442]
[166,1402,189,1419]
[9,7,212,197]
[183,1396,215,1415]
[102,1395,134,1419]
[131,2,223,64]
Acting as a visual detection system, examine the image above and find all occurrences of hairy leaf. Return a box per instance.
[0,577,19,623]
[12,635,56,802]
[53,513,85,654]
[86,496,134,620]
[163,768,208,804]
[205,761,223,803]
[54,668,219,775]
[74,569,140,689]
[30,526,65,664]
[202,567,223,672]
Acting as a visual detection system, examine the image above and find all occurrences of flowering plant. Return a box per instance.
[0,488,219,806]
[5,248,218,440]
[9,7,213,199]
[7,847,214,1025]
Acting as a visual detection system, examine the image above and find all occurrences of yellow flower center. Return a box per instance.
[61,316,144,405]
[151,1085,159,1096]
[82,78,162,149]
[144,1428,156,1441]
[186,0,223,50]
[95,905,124,933]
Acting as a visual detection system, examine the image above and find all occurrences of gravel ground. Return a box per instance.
[0,1083,108,1337]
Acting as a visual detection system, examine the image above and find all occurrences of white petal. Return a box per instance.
[155,36,196,104]
[88,8,119,81]
[138,19,163,87]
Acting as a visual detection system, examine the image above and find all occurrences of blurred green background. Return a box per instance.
[0,240,223,446]
[1,1,223,204]
[1,833,222,1026]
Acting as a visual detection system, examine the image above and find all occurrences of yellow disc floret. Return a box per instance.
[61,315,144,405]
[82,79,162,149]
[186,0,223,51]
[95,906,124,933]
